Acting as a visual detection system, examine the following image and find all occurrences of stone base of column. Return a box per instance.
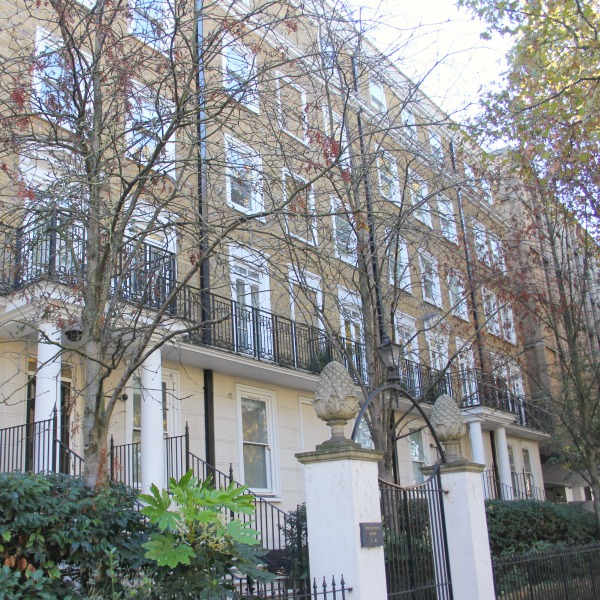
[296,444,387,600]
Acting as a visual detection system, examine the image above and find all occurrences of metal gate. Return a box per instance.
[380,465,452,599]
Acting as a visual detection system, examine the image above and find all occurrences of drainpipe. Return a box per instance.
[196,0,215,464]
[351,54,386,346]
[449,141,486,373]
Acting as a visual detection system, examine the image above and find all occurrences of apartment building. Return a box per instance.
[0,0,547,509]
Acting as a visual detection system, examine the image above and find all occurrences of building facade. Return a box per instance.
[0,0,548,510]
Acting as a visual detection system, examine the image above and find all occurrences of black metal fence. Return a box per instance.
[493,544,600,599]
[209,575,351,599]
[0,414,83,476]
[483,469,546,501]
[380,467,453,599]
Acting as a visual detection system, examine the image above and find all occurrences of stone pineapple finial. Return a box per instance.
[431,393,467,463]
[313,361,359,443]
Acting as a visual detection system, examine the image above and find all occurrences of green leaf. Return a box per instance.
[226,520,260,546]
[143,533,195,567]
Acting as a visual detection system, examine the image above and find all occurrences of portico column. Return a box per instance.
[35,322,61,472]
[140,348,165,494]
[494,426,513,500]
[468,419,486,465]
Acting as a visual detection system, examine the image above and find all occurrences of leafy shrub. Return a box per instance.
[279,503,309,579]
[140,470,272,599]
[486,499,598,558]
[0,472,149,597]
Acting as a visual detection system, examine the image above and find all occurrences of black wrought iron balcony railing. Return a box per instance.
[0,221,545,429]
[0,219,178,314]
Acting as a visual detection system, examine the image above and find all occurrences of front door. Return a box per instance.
[230,257,272,358]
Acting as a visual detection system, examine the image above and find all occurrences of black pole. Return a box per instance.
[449,141,487,374]
[203,369,215,468]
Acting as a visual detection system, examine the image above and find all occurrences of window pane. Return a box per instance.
[243,443,268,489]
[242,397,268,444]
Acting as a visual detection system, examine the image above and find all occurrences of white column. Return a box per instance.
[431,463,496,600]
[35,322,62,422]
[35,322,61,473]
[296,446,387,600]
[468,419,486,465]
[140,348,165,494]
[494,426,514,500]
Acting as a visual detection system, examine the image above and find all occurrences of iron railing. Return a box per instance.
[483,469,546,501]
[493,543,600,599]
[380,466,453,599]
[0,221,545,429]
[0,414,83,476]
[210,575,351,599]
[0,219,177,313]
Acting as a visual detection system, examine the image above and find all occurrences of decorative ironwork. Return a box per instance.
[379,466,453,599]
[0,222,544,429]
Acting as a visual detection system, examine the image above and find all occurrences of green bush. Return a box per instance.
[140,470,272,599]
[486,499,598,558]
[0,472,149,597]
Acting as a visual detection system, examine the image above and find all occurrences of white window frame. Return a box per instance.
[276,75,308,144]
[482,287,501,336]
[33,28,92,130]
[377,150,399,203]
[127,81,176,171]
[387,231,412,293]
[456,338,479,405]
[419,251,441,307]
[409,170,432,227]
[402,108,417,140]
[222,33,259,113]
[236,384,279,496]
[319,31,338,77]
[480,178,493,204]
[322,107,350,169]
[429,129,444,160]
[489,234,505,273]
[288,266,322,329]
[283,169,316,245]
[501,302,517,344]
[437,195,458,243]
[331,197,357,264]
[395,312,419,362]
[225,135,263,215]
[473,221,490,265]
[131,0,175,54]
[426,330,449,372]
[448,272,468,320]
[369,79,386,112]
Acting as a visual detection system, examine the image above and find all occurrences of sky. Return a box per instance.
[350,0,511,121]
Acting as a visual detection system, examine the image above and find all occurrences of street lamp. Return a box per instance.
[375,334,403,383]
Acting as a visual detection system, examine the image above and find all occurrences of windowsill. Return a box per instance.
[224,89,260,114]
[250,492,282,502]
[286,230,318,247]
[281,128,310,147]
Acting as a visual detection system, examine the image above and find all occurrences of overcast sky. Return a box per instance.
[350,0,510,121]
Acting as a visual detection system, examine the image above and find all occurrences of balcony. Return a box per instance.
[0,221,544,430]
